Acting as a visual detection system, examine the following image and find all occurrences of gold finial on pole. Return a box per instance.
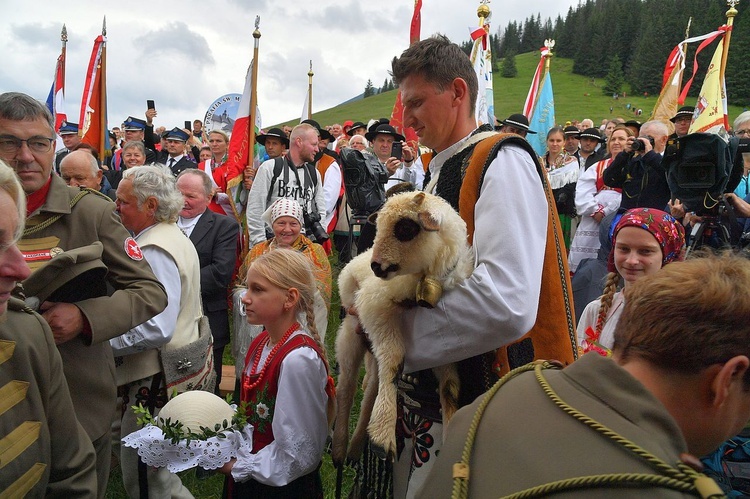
[102,16,106,36]
[543,39,555,73]
[61,24,68,43]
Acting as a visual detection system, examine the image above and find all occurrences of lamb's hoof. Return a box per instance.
[370,441,394,462]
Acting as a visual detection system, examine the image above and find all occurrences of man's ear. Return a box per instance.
[710,355,750,408]
[450,77,469,108]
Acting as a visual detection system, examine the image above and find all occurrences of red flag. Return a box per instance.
[79,34,107,157]
[390,0,421,149]
[46,51,67,132]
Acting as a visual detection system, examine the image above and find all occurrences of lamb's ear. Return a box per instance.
[418,210,441,231]
[411,191,427,206]
[368,212,378,225]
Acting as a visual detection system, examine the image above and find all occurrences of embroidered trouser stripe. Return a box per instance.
[0,421,41,470]
[0,463,46,498]
[0,381,29,417]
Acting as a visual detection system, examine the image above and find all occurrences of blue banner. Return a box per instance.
[527,72,555,157]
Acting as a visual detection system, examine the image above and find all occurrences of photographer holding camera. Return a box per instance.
[365,123,421,190]
[246,123,328,246]
[603,120,672,210]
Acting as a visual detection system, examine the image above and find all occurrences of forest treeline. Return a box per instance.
[460,0,749,107]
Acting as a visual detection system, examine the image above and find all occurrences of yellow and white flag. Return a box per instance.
[688,37,728,135]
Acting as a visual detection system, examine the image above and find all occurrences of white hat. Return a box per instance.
[261,198,304,226]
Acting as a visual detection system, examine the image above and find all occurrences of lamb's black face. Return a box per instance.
[393,218,421,242]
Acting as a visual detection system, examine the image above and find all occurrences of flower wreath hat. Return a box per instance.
[122,390,253,473]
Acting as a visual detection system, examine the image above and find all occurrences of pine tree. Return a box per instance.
[363,79,374,98]
[382,78,390,93]
[501,51,518,78]
[603,55,625,96]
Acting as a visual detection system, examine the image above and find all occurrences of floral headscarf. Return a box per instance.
[607,208,686,273]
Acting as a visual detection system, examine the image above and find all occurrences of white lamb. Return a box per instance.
[332,190,474,462]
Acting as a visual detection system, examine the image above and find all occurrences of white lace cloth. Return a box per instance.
[122,423,254,473]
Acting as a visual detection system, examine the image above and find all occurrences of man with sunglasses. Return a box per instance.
[0,92,167,498]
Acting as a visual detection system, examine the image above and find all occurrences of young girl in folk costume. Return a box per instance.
[221,248,335,498]
[541,126,581,248]
[577,208,685,357]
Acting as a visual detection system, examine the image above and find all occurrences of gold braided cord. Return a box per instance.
[499,472,697,499]
[22,190,89,236]
[533,364,695,482]
[452,361,553,499]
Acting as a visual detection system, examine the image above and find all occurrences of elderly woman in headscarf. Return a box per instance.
[112,163,209,498]
[233,198,332,380]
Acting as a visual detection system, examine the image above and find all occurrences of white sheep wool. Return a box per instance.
[122,391,253,472]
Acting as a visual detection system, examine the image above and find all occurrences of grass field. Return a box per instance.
[105,252,362,498]
[273,52,748,130]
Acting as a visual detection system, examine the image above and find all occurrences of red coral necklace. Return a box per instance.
[245,322,300,392]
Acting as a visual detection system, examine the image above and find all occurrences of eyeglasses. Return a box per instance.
[736,129,750,137]
[0,135,55,154]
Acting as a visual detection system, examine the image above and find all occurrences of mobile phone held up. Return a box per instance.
[391,142,403,161]
[184,121,191,130]
[146,99,155,110]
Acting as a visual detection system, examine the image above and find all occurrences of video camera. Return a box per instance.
[664,133,749,216]
[339,147,389,217]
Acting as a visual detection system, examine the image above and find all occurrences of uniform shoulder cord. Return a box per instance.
[23,189,90,236]
[451,360,726,499]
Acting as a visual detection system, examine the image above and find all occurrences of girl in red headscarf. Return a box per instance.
[577,208,686,357]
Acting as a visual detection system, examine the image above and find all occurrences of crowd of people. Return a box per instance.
[2,32,750,499]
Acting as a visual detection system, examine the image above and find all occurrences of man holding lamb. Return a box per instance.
[389,35,577,497]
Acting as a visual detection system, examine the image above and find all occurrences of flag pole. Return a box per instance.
[307,60,313,120]
[245,16,261,182]
[719,1,738,129]
[100,17,108,161]
[60,24,67,98]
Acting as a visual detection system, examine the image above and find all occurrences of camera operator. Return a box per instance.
[603,120,671,210]
[365,123,421,190]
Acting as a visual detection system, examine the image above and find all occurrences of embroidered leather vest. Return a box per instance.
[241,331,325,453]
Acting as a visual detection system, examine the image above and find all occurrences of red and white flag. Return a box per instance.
[79,34,107,156]
[224,62,262,217]
[523,47,550,119]
[389,0,421,150]
[45,50,67,133]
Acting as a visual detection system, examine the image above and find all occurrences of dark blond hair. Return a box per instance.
[614,251,750,386]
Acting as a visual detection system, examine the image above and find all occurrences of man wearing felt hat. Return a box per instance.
[496,113,537,138]
[563,125,580,157]
[577,127,606,169]
[54,121,82,173]
[161,127,197,177]
[670,105,694,139]
[256,127,289,160]
[347,121,367,138]
[365,123,421,191]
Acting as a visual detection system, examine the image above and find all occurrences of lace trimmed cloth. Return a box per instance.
[122,424,254,473]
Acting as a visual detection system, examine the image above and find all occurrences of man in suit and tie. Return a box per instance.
[162,127,197,177]
[176,169,240,393]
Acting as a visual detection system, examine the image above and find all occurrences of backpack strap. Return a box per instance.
[266,157,286,206]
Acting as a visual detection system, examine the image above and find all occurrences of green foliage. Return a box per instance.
[501,51,518,78]
[131,398,249,446]
[603,55,625,96]
[363,79,375,99]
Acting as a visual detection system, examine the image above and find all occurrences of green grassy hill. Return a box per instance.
[274,52,747,130]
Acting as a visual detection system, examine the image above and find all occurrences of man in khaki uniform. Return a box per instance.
[0,92,168,498]
[0,161,97,497]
